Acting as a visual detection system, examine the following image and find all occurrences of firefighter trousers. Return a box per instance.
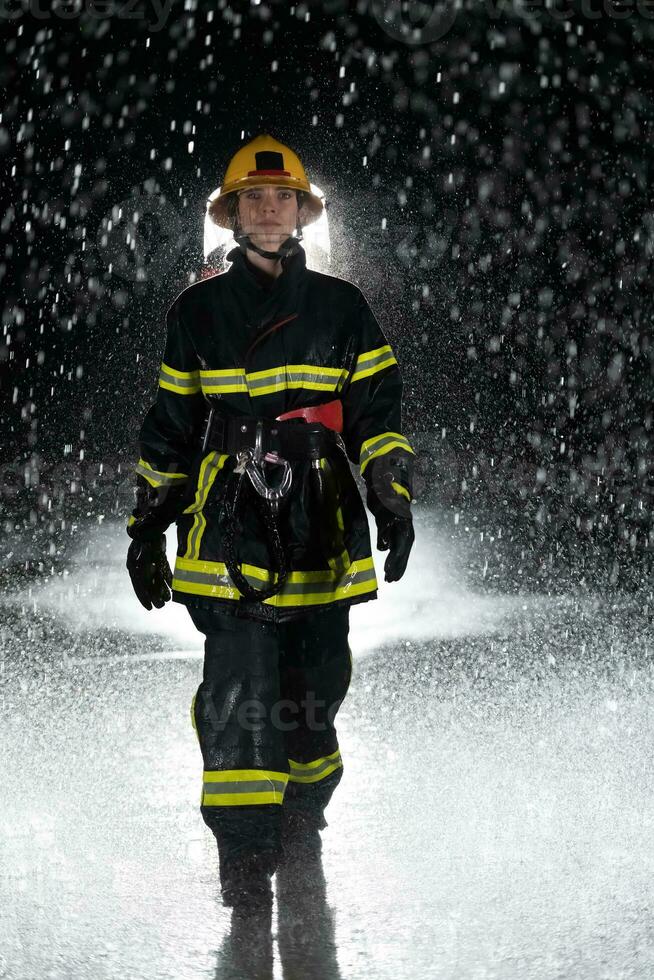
[188,604,353,882]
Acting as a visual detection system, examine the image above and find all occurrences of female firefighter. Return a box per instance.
[125,134,416,914]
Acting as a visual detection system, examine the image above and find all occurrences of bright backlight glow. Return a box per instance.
[203,182,331,271]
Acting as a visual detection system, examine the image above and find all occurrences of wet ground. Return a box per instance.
[1,514,653,979]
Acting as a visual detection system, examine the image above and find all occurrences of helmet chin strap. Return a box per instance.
[232,204,304,262]
[233,231,302,261]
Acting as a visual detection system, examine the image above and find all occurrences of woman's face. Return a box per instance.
[236,185,305,246]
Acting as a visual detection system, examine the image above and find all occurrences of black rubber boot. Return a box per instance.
[220,850,277,913]
[279,807,327,866]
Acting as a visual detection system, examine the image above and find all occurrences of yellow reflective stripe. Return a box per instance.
[247,364,346,398]
[391,481,411,501]
[356,344,393,365]
[159,380,202,395]
[200,368,248,395]
[201,769,288,806]
[360,430,412,455]
[359,432,415,475]
[327,548,351,576]
[289,749,341,770]
[288,764,342,785]
[249,377,340,396]
[159,362,201,395]
[203,769,289,782]
[174,576,376,606]
[351,356,397,383]
[135,457,189,488]
[185,520,206,562]
[162,363,200,380]
[319,457,351,575]
[198,364,348,397]
[200,368,247,380]
[248,364,344,382]
[174,556,373,584]
[172,556,377,606]
[350,345,397,383]
[203,792,284,805]
[360,441,413,475]
[182,452,229,560]
[201,383,248,394]
[288,750,343,784]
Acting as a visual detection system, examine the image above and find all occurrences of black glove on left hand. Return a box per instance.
[126,534,173,610]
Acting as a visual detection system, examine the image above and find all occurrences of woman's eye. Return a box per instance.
[242,190,291,201]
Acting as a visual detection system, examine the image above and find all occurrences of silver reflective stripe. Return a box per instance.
[247,369,341,393]
[352,348,396,380]
[360,434,412,469]
[174,566,235,589]
[279,567,376,595]
[289,755,342,781]
[184,454,227,559]
[185,516,203,562]
[203,778,287,795]
[135,462,187,486]
[159,365,200,390]
[200,372,248,391]
[173,564,376,594]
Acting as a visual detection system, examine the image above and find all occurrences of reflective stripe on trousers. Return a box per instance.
[187,605,353,868]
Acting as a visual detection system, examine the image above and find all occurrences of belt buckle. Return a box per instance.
[255,418,284,462]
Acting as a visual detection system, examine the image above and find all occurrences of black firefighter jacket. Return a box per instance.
[127,243,415,623]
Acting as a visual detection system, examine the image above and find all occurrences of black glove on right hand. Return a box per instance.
[374,510,415,582]
[126,534,173,610]
[365,453,415,582]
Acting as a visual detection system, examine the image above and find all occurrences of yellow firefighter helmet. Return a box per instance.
[207,134,324,230]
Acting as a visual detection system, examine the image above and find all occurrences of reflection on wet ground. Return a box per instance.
[1,518,653,979]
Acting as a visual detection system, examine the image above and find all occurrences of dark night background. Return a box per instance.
[1,0,653,593]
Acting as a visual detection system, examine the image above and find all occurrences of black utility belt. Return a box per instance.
[202,409,341,461]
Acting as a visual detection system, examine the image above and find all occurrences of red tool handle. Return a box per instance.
[276,398,343,433]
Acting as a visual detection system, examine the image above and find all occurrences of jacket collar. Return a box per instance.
[225,242,307,291]
[225,242,308,334]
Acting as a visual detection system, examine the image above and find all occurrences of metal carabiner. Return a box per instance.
[246,455,292,502]
[254,419,265,461]
[232,421,293,501]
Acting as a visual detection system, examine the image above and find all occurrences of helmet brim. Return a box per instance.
[208,183,324,230]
